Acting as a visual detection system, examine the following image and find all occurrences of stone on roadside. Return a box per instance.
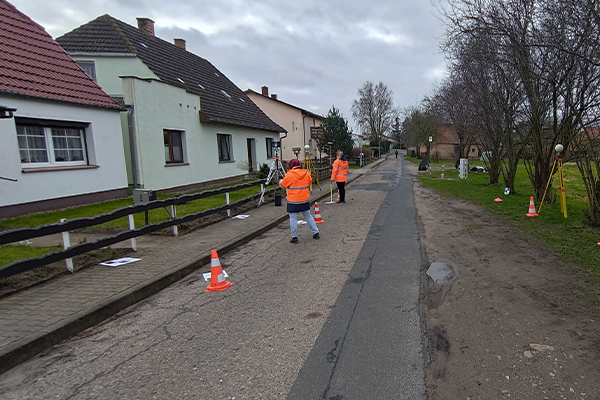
[530,344,555,352]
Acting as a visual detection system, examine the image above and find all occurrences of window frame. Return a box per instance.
[16,118,89,167]
[76,61,97,82]
[217,133,233,162]
[163,129,185,164]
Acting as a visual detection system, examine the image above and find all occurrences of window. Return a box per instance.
[164,130,185,164]
[17,120,88,166]
[217,134,233,162]
[266,138,274,159]
[76,61,97,82]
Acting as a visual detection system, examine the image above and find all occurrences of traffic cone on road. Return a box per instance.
[314,202,324,224]
[205,249,232,292]
[337,192,340,202]
[526,196,538,217]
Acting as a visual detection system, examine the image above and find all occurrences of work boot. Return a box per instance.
[290,237,298,244]
[313,233,320,240]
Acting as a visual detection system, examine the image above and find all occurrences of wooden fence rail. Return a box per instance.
[0,180,274,280]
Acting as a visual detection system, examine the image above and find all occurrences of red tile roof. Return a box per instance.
[0,0,121,109]
[438,124,459,143]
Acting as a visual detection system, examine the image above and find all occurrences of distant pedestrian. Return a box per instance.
[395,150,398,158]
[331,150,348,203]
[279,158,320,243]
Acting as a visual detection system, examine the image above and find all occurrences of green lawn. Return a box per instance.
[0,179,271,269]
[408,157,600,282]
[0,180,268,231]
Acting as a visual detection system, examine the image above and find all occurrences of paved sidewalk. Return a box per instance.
[0,160,383,374]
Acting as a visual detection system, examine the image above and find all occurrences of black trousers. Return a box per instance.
[336,181,345,202]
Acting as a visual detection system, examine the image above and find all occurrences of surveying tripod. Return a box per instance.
[258,148,286,206]
[538,155,567,218]
[302,151,321,190]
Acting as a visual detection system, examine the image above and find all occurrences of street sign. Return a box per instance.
[311,127,324,139]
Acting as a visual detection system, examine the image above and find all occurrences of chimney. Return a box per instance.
[261,86,268,96]
[271,94,278,100]
[137,18,155,36]
[174,38,186,50]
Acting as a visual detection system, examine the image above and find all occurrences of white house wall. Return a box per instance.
[70,55,157,98]
[123,78,278,191]
[246,92,323,162]
[0,96,128,208]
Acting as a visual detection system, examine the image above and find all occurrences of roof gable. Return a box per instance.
[438,124,459,143]
[56,15,286,133]
[0,1,121,110]
[245,89,323,120]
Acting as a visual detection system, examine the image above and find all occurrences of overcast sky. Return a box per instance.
[11,0,448,132]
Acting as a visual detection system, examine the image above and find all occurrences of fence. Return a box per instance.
[0,179,274,280]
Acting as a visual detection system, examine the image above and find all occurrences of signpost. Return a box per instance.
[428,136,433,163]
[310,127,324,140]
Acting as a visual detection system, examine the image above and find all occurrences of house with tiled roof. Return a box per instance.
[245,86,324,162]
[56,15,286,193]
[416,124,481,161]
[0,0,128,218]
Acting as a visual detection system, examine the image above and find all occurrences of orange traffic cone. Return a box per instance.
[205,249,232,292]
[314,202,324,224]
[526,196,538,217]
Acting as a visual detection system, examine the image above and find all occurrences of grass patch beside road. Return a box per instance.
[0,181,267,232]
[408,157,600,301]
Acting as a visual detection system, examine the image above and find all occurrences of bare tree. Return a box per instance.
[351,81,399,157]
[401,106,440,159]
[439,0,600,205]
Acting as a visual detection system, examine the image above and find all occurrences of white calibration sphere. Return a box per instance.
[555,144,564,153]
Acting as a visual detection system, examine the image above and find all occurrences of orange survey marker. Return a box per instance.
[205,249,232,292]
[314,202,324,224]
[526,196,538,217]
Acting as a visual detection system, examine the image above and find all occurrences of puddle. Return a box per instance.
[426,262,455,285]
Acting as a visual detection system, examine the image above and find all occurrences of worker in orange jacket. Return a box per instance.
[279,158,320,243]
[331,150,348,203]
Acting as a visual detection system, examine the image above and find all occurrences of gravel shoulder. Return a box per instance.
[410,162,600,400]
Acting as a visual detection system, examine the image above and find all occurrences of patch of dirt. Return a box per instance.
[410,164,600,400]
[0,248,131,299]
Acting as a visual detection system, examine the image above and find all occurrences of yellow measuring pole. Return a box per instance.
[303,151,321,190]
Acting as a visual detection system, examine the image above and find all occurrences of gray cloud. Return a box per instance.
[11,0,447,131]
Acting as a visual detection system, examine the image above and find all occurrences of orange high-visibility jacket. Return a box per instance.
[280,167,312,205]
[331,158,348,182]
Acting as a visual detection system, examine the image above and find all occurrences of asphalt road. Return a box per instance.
[0,156,426,400]
[287,155,426,400]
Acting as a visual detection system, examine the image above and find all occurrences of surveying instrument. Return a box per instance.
[258,142,286,207]
[538,144,567,218]
[301,145,321,190]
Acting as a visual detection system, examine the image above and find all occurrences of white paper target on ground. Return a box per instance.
[232,215,250,220]
[203,270,229,281]
[297,220,307,225]
[100,257,141,267]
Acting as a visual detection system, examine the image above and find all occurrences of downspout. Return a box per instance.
[302,113,307,148]
[127,105,139,189]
